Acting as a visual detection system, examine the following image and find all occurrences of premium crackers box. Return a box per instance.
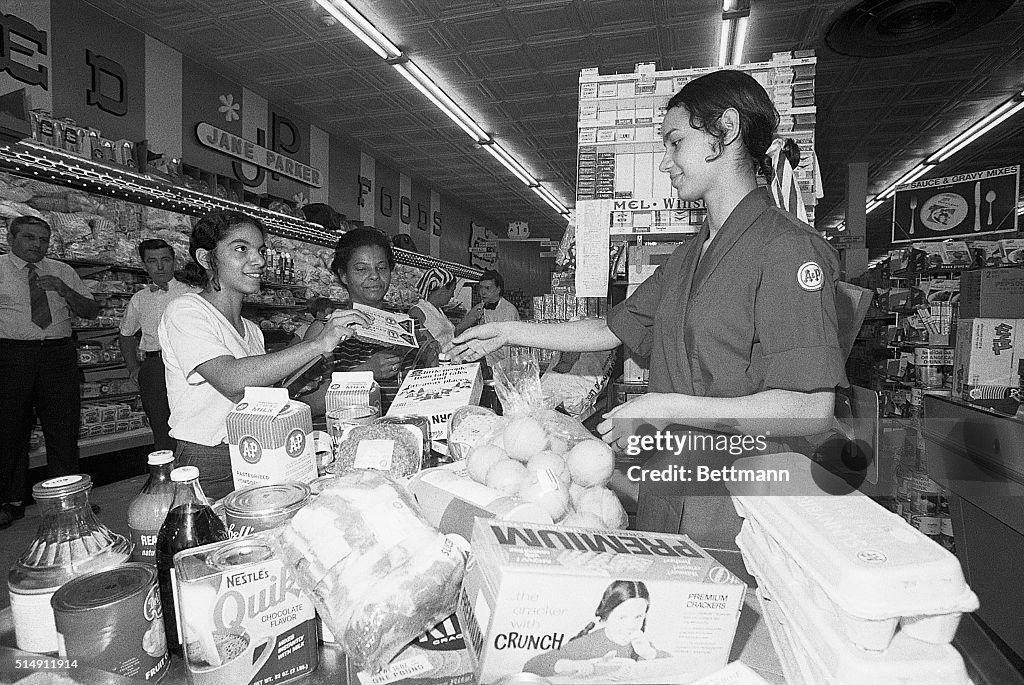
[457,519,746,684]
[226,387,317,490]
[386,364,483,440]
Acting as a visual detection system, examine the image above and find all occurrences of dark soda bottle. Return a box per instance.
[156,466,228,654]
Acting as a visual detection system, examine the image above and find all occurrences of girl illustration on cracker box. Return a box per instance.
[523,580,671,679]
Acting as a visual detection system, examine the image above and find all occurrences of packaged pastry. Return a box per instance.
[271,471,467,673]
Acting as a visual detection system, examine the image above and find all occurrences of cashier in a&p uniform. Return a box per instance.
[448,69,847,546]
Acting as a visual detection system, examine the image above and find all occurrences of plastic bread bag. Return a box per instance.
[458,352,626,528]
[271,470,467,673]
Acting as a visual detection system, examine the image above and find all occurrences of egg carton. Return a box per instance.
[739,525,971,684]
[727,452,978,650]
[754,588,814,685]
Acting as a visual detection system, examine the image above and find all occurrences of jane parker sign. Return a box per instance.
[892,165,1019,243]
[195,123,323,187]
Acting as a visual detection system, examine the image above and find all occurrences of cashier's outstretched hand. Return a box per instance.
[447,322,509,363]
[315,310,370,355]
[597,393,670,449]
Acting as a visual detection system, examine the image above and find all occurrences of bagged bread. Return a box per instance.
[272,470,466,673]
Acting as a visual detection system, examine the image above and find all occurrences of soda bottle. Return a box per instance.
[156,466,228,654]
[127,450,176,565]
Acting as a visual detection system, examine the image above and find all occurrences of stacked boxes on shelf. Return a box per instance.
[576,51,817,237]
[727,453,977,685]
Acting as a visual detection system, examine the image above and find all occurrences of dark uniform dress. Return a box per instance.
[608,188,848,545]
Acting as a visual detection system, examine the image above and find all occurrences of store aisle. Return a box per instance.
[0,474,146,608]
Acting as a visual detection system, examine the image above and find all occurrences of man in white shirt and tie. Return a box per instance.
[0,216,98,528]
[119,239,194,452]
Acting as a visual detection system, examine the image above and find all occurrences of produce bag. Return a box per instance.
[451,354,628,528]
[271,470,467,673]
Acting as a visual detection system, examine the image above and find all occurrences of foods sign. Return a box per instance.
[892,165,1019,243]
[196,123,323,187]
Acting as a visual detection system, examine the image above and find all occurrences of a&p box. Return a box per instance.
[457,519,746,684]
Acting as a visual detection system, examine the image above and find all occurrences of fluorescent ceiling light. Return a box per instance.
[926,98,1024,164]
[482,142,537,186]
[718,18,732,67]
[315,0,401,60]
[875,164,930,200]
[732,15,749,65]
[535,185,569,214]
[533,186,568,215]
[318,0,569,219]
[392,61,489,141]
[865,198,885,215]
[393,63,487,142]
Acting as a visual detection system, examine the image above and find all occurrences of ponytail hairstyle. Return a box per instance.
[666,69,783,180]
[178,210,267,291]
[570,580,651,641]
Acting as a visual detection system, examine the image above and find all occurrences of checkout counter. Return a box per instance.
[923,394,1024,683]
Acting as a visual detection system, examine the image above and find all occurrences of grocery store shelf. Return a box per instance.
[28,427,153,469]
[81,392,139,402]
[78,361,126,371]
[0,140,484,280]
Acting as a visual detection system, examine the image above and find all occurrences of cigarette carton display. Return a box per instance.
[174,533,319,685]
[727,453,978,651]
[953,318,1024,399]
[226,387,318,490]
[386,364,483,440]
[457,519,746,684]
[406,462,553,540]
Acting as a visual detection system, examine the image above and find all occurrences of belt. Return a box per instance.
[144,350,162,358]
[0,337,73,347]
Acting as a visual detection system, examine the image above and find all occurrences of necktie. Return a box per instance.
[27,264,52,329]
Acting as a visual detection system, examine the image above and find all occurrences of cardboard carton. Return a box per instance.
[226,387,317,489]
[324,371,379,416]
[958,268,1024,319]
[457,519,746,684]
[386,364,483,440]
[953,319,1024,399]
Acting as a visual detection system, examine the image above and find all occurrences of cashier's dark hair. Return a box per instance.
[331,228,395,277]
[666,70,799,181]
[571,580,651,641]
[179,210,267,291]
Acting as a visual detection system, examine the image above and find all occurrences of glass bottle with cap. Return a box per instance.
[127,450,176,565]
[7,474,132,654]
[155,466,229,654]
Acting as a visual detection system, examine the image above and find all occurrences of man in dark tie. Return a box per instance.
[0,216,98,528]
[118,239,195,452]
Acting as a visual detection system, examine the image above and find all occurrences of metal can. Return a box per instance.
[51,562,169,681]
[223,482,311,538]
[176,534,319,685]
